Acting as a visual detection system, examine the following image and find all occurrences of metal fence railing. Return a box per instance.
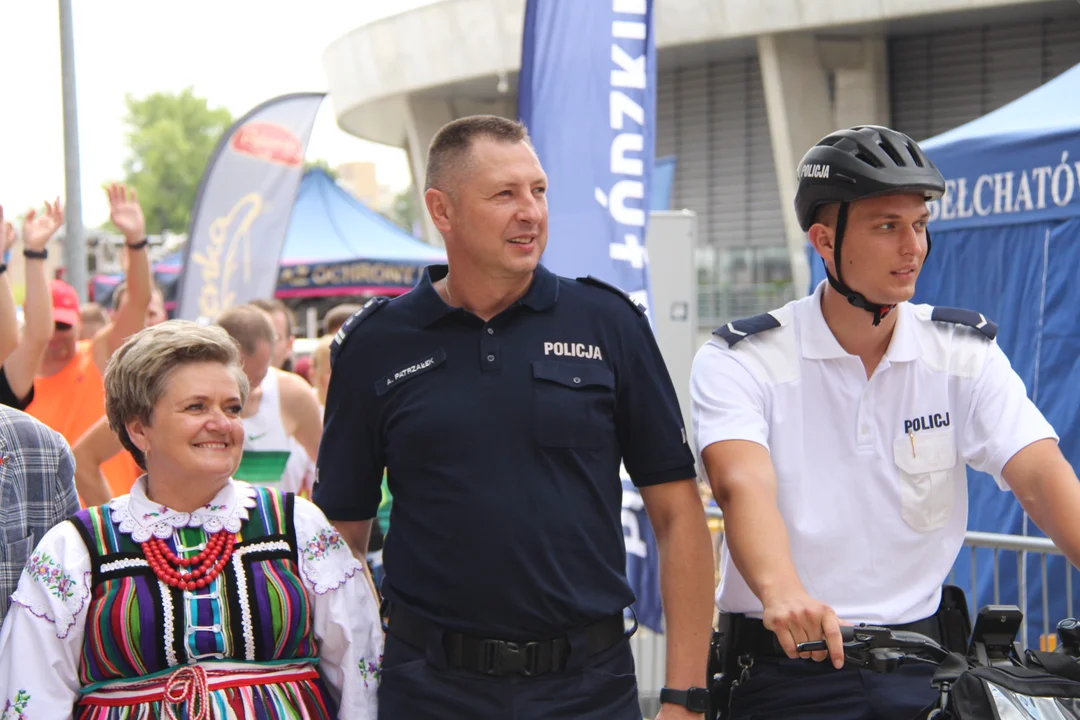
[629,510,1077,717]
[948,530,1074,651]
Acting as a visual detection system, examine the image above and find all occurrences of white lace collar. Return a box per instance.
[109,477,258,543]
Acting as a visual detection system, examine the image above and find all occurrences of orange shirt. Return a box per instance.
[27,340,141,501]
[27,340,104,446]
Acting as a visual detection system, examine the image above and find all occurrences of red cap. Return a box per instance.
[51,280,80,326]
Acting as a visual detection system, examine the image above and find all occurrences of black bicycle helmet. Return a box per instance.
[795,125,946,325]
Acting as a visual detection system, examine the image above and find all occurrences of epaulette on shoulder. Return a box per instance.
[329,297,390,367]
[929,306,997,341]
[577,275,646,316]
[713,312,782,347]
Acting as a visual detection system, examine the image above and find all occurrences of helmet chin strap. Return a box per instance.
[822,201,911,327]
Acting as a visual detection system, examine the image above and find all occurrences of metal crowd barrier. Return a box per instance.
[949,530,1073,651]
[630,509,1077,716]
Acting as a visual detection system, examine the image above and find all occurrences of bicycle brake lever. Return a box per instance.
[796,625,893,653]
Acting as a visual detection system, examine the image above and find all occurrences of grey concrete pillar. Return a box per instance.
[403,97,457,247]
[758,33,834,295]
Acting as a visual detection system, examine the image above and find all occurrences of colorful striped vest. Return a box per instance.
[69,488,317,685]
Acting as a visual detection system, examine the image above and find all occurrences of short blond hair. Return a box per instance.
[249,297,296,339]
[104,321,249,469]
[216,305,276,356]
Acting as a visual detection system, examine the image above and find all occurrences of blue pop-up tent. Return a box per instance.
[811,64,1080,645]
[274,168,444,298]
[917,64,1080,646]
[93,168,445,306]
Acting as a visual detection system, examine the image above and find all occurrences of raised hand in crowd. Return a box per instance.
[23,197,64,254]
[92,183,151,369]
[107,182,146,243]
[0,199,64,409]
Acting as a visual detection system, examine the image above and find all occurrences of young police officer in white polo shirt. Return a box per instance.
[691,125,1080,719]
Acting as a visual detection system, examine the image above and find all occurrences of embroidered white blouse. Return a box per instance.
[0,478,383,719]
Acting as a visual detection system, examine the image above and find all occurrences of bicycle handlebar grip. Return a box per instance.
[795,626,869,653]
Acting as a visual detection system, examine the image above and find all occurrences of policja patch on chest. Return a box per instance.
[904,412,951,434]
[543,342,604,360]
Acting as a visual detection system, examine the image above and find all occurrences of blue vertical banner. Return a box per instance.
[519,0,657,312]
[520,0,664,632]
[176,92,326,322]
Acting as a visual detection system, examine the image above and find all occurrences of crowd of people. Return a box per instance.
[0,184,389,718]
[0,115,1077,720]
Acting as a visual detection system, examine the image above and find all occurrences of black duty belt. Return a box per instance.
[719,612,945,659]
[384,602,628,677]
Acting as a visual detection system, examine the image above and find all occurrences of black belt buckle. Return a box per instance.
[481,638,542,677]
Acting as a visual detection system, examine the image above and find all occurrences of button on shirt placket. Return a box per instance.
[481,323,502,375]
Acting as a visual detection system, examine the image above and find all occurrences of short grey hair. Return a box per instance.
[425,115,532,191]
[104,321,250,469]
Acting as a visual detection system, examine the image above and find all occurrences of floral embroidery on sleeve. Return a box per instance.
[26,553,77,600]
[1,689,30,719]
[11,551,91,639]
[358,656,383,688]
[299,526,361,595]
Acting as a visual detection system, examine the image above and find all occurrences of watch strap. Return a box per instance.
[659,686,710,713]
[22,248,47,260]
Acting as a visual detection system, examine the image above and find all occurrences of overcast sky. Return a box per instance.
[0,0,440,227]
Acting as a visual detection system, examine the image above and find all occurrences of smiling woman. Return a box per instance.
[0,321,383,718]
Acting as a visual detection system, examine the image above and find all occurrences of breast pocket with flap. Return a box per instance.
[532,361,616,449]
[893,429,958,533]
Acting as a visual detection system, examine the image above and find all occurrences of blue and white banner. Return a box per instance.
[176,92,325,322]
[521,0,664,632]
[519,0,657,312]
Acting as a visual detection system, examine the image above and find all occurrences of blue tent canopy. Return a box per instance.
[916,64,1080,647]
[920,62,1080,232]
[275,168,444,297]
[808,64,1080,645]
[93,168,445,305]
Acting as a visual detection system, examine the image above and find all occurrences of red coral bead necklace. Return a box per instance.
[142,530,237,591]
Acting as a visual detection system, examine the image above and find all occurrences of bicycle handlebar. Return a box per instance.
[796,624,952,671]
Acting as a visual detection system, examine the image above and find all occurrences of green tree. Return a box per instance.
[119,87,234,234]
[304,158,338,180]
[389,186,419,235]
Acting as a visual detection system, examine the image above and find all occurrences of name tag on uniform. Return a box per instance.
[376,349,447,395]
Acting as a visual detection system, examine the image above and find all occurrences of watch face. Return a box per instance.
[683,687,709,712]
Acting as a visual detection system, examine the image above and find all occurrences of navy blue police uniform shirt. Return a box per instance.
[314,264,696,640]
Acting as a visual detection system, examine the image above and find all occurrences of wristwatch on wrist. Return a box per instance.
[126,237,149,250]
[659,686,710,713]
[22,248,47,260]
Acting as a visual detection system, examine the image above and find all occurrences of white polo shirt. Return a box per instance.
[690,283,1056,625]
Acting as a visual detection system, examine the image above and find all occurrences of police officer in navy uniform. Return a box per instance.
[690,125,1080,718]
[315,115,716,720]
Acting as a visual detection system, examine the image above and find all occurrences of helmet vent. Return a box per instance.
[854,150,884,169]
[906,141,926,168]
[879,141,905,167]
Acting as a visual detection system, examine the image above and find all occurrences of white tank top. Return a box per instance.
[235,369,296,492]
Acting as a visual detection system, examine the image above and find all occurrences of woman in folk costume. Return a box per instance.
[0,321,382,719]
